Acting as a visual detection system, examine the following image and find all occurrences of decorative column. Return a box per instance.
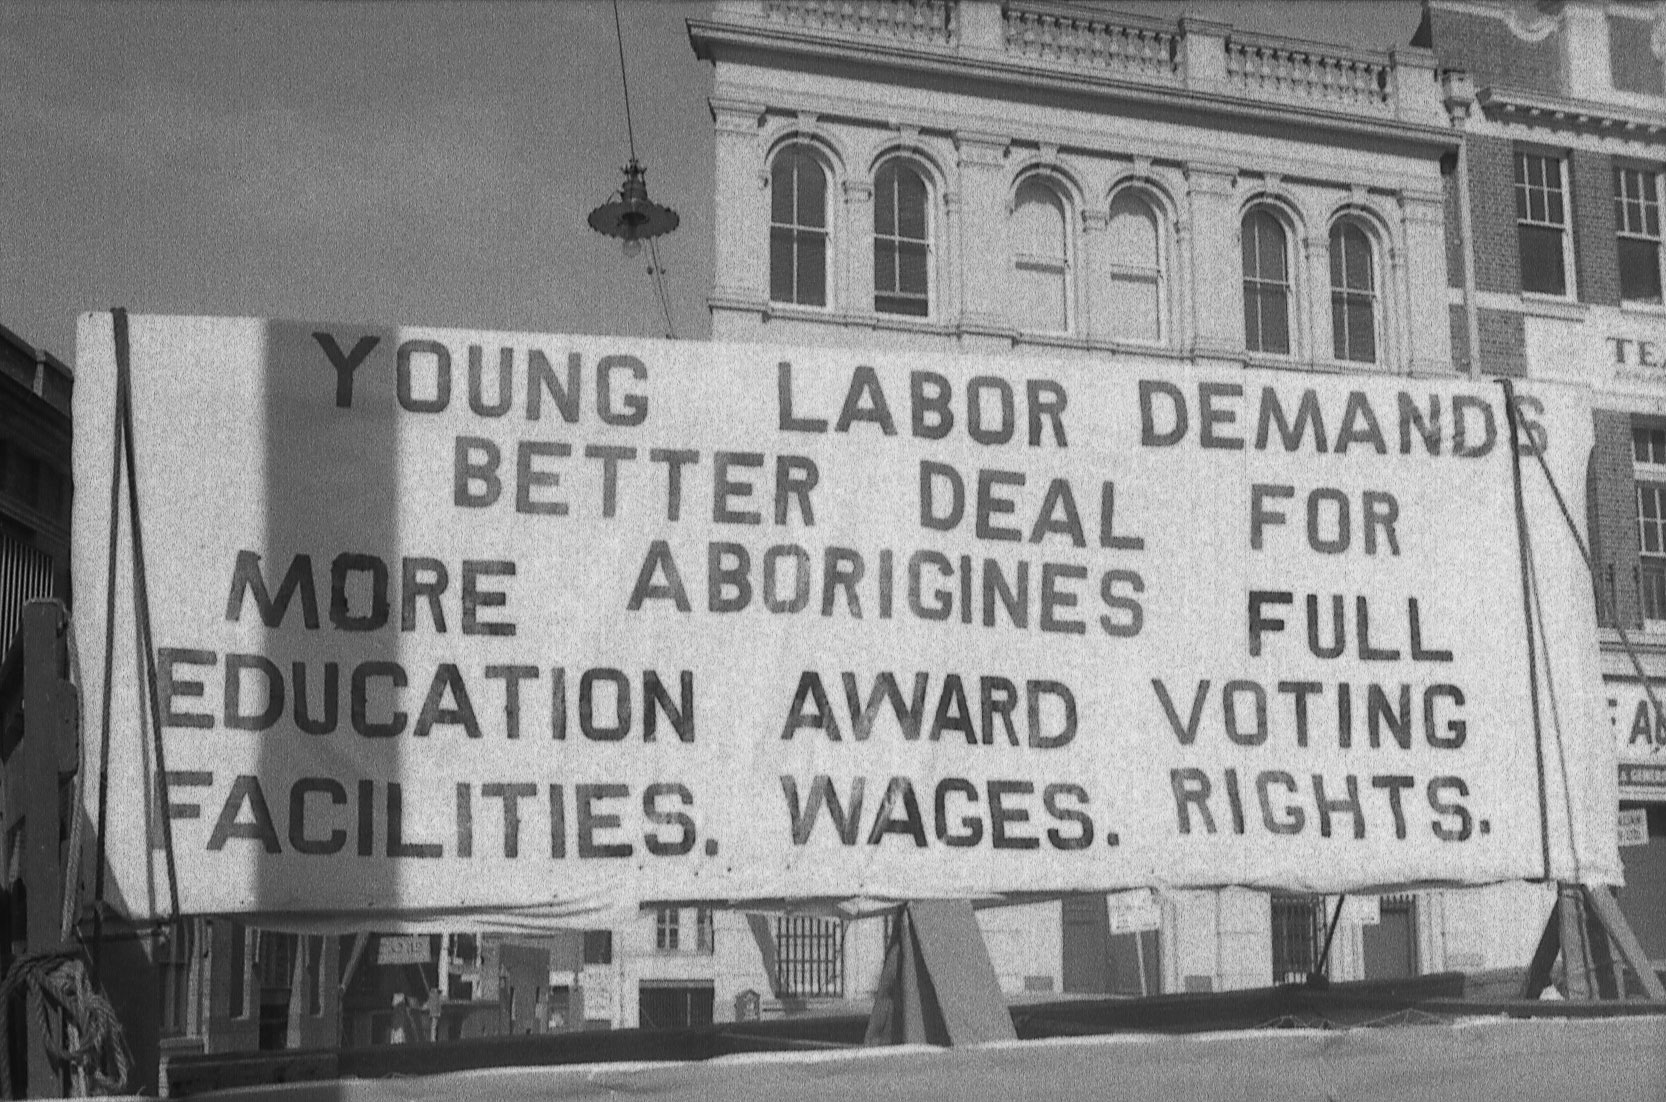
[954,130,1011,338]
[1303,232,1331,365]
[942,188,963,325]
[1079,208,1110,344]
[1183,162,1240,364]
[1400,189,1452,375]
[843,178,875,321]
[709,97,767,333]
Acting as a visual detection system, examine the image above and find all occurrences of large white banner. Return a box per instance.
[74,314,1618,924]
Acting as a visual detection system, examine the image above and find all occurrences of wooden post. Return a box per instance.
[1584,884,1666,1000]
[20,601,68,1097]
[1520,882,1666,1001]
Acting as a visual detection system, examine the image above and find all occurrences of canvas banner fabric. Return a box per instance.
[72,313,1618,924]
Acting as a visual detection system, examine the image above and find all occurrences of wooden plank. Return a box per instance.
[905,900,1016,1045]
[1520,899,1561,999]
[20,601,66,1097]
[1580,887,1621,999]
[1582,884,1666,1001]
[1557,885,1593,1000]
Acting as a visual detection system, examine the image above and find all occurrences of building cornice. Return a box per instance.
[688,16,1458,155]
[1476,86,1666,141]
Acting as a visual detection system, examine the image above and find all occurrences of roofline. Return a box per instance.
[689,18,1458,154]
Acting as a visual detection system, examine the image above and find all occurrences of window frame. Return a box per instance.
[1514,150,1575,300]
[1328,217,1381,365]
[873,158,933,318]
[773,914,846,998]
[655,907,681,952]
[769,143,832,310]
[1242,205,1296,357]
[1615,164,1665,306]
[1634,424,1666,628]
[1010,175,1074,335]
[1105,186,1168,346]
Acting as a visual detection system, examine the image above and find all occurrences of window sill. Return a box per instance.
[1243,352,1307,372]
[1598,626,1666,655]
[1518,294,1587,321]
[1619,300,1666,318]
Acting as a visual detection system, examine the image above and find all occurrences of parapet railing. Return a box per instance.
[760,0,958,47]
[1223,30,1394,113]
[1002,3,1180,81]
[736,1,1431,124]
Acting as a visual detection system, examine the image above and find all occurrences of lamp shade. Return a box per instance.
[587,158,679,243]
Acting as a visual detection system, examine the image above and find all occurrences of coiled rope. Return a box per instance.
[0,949,130,1097]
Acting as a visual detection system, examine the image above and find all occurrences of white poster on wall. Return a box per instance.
[73,313,1618,926]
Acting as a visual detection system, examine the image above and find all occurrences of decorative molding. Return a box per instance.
[953,130,1009,166]
[1183,162,1237,194]
[709,96,767,134]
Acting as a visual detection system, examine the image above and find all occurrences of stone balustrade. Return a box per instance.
[759,0,958,47]
[1003,3,1180,81]
[1224,30,1394,113]
[723,1,1443,126]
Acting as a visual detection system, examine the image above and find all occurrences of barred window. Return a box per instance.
[874,160,930,316]
[774,915,845,997]
[770,145,829,307]
[1615,166,1663,304]
[1515,151,1571,297]
[1270,893,1326,985]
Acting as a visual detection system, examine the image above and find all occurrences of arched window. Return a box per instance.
[1012,178,1070,332]
[874,160,930,316]
[770,145,828,307]
[1329,220,1378,363]
[1107,190,1165,343]
[1242,208,1292,355]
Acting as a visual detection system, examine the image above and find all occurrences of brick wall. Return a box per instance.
[1570,149,1618,307]
[1477,307,1525,376]
[1448,304,1470,374]
[1591,410,1641,628]
[1468,135,1520,295]
[1429,6,1563,95]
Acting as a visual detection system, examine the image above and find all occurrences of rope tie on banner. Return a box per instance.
[92,309,183,973]
[114,309,183,923]
[0,950,132,1098]
[1501,379,1554,884]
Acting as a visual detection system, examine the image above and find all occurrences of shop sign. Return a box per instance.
[1603,680,1666,784]
[1619,762,1666,793]
[1618,808,1649,847]
[1339,895,1381,925]
[1525,311,1666,407]
[377,935,432,965]
[1106,890,1161,934]
[73,314,1618,924]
